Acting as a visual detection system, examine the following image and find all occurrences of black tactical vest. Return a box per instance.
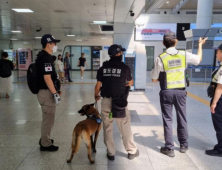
[100,61,127,98]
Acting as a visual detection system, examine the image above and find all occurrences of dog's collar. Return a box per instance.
[86,115,102,124]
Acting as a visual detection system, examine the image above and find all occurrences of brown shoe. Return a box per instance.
[128,150,139,160]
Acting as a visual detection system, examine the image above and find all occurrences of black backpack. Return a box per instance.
[0,61,12,78]
[27,63,39,94]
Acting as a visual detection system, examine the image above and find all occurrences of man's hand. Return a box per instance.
[53,93,61,105]
[199,37,208,45]
[152,79,159,82]
[58,91,62,96]
[126,79,134,86]
[210,103,217,114]
[95,95,101,101]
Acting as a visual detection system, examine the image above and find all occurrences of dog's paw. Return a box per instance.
[67,160,71,163]
[90,160,95,164]
[93,149,97,153]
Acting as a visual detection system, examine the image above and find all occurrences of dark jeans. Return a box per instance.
[160,89,188,150]
[65,68,72,81]
[211,97,222,152]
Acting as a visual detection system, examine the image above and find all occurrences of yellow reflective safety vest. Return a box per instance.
[159,51,186,90]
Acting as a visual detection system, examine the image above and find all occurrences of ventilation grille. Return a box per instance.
[53,10,68,13]
[213,11,222,14]
[152,11,160,14]
[186,41,193,50]
[186,11,196,14]
[100,25,113,31]
[194,40,214,49]
[62,27,73,29]
[186,11,222,14]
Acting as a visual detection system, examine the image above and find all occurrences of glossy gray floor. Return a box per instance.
[0,71,221,170]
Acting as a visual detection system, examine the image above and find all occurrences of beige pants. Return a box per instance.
[37,89,56,147]
[101,98,137,156]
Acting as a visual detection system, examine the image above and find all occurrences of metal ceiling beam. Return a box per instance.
[171,0,190,14]
[145,0,167,14]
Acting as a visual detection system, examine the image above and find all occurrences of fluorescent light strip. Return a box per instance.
[12,8,33,13]
[35,37,42,39]
[67,35,75,37]
[11,31,21,33]
[76,39,82,41]
[10,38,18,40]
[93,21,107,24]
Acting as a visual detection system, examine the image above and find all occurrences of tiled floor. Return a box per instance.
[0,71,221,170]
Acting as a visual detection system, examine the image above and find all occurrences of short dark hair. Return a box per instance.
[81,53,84,55]
[42,42,55,49]
[163,38,177,48]
[42,43,47,49]
[58,54,61,57]
[2,52,8,58]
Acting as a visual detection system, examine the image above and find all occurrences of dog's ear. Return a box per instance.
[85,105,96,115]
[90,103,94,106]
[86,105,91,111]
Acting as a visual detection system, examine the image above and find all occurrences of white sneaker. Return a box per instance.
[81,77,83,80]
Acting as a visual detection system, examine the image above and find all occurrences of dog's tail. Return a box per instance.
[72,131,82,154]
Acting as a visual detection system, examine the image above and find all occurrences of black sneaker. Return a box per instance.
[205,149,222,157]
[107,153,115,161]
[40,145,59,152]
[180,144,188,153]
[128,150,139,160]
[39,139,54,146]
[160,147,175,157]
[69,80,73,82]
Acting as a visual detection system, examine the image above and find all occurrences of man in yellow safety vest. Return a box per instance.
[151,31,207,157]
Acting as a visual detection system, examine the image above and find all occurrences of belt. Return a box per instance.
[103,96,126,99]
[161,88,185,91]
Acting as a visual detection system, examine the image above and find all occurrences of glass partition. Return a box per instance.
[63,46,101,70]
[70,46,81,70]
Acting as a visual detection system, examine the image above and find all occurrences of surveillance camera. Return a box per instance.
[36,28,42,32]
[130,10,135,17]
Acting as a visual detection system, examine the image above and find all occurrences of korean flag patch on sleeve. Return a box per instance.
[45,63,52,72]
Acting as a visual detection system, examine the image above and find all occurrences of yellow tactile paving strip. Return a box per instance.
[186,91,210,106]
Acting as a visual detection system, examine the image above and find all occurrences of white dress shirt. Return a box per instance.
[151,47,201,79]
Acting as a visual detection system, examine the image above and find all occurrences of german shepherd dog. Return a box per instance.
[67,103,102,164]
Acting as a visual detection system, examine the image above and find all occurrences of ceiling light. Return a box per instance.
[12,8,33,13]
[76,39,82,41]
[10,38,18,40]
[166,1,169,3]
[93,21,107,24]
[67,35,75,37]
[11,31,21,33]
[35,37,41,39]
[101,37,108,39]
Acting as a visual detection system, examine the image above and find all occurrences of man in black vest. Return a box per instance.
[95,44,139,161]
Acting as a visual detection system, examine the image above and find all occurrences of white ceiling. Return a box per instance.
[1,0,221,41]
[0,0,115,41]
[148,0,222,11]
